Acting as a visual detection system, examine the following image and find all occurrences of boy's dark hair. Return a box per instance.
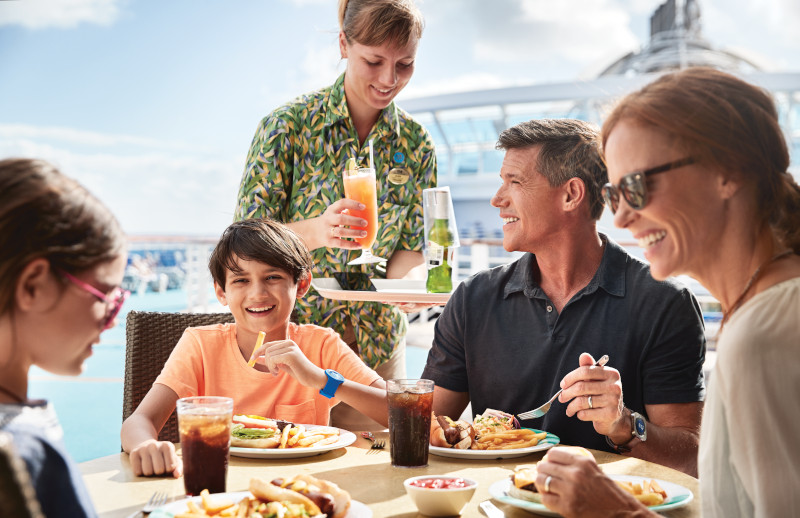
[209,218,313,289]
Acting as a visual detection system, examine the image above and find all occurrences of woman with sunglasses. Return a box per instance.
[0,158,128,517]
[235,0,436,431]
[533,67,800,517]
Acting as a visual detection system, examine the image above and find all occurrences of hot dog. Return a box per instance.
[250,475,351,518]
[430,413,477,449]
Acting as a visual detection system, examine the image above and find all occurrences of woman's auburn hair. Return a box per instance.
[338,0,424,48]
[601,66,800,253]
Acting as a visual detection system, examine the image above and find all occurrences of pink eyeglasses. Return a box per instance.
[60,270,130,330]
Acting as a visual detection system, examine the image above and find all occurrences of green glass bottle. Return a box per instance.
[426,192,454,293]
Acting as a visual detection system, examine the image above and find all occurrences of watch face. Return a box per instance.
[326,369,344,382]
[635,417,646,436]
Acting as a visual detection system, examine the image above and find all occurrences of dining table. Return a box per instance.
[79,432,700,517]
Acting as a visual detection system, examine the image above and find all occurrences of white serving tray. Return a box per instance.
[311,278,452,304]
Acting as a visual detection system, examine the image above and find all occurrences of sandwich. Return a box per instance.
[430,413,477,449]
[509,446,594,502]
[230,414,292,449]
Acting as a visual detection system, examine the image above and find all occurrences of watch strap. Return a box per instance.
[605,408,640,453]
[319,369,344,399]
[605,434,635,453]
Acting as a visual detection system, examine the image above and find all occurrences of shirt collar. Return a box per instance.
[325,73,402,137]
[503,233,626,299]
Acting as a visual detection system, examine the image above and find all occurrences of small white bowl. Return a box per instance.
[404,475,478,516]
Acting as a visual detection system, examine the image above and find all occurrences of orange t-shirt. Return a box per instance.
[154,322,381,425]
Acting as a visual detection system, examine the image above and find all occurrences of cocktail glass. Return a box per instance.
[343,166,385,265]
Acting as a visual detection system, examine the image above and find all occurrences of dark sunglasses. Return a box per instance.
[601,157,695,214]
[60,270,130,330]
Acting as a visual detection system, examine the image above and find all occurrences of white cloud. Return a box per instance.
[0,124,189,151]
[470,0,639,64]
[0,0,124,29]
[0,134,240,235]
[702,0,800,71]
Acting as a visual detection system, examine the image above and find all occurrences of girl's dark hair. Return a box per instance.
[209,219,313,289]
[0,158,126,315]
[338,0,424,48]
[602,67,800,253]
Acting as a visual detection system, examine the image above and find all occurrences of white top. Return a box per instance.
[699,277,800,518]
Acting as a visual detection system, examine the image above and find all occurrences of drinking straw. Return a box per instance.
[368,139,374,171]
[247,331,266,367]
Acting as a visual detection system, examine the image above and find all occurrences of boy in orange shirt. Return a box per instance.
[121,218,387,477]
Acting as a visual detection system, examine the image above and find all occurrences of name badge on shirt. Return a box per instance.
[388,168,410,185]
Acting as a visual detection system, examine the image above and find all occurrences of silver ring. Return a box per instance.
[330,226,336,236]
[588,396,593,409]
[544,475,552,493]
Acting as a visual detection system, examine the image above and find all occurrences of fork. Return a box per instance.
[141,490,168,516]
[361,432,385,452]
[517,355,609,420]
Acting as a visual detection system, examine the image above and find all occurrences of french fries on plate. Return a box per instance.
[616,479,668,506]
[474,429,547,450]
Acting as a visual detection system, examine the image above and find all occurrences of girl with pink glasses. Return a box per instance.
[0,158,128,517]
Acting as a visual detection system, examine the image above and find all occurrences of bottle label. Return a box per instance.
[426,242,445,267]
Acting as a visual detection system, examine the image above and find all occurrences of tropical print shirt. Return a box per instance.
[235,73,437,368]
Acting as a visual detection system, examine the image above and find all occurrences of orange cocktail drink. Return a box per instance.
[343,167,379,249]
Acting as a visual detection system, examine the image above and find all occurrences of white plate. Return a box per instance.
[489,475,694,516]
[429,430,560,459]
[150,491,372,518]
[311,278,451,304]
[230,426,356,459]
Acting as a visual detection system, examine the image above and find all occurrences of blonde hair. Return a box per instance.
[338,0,424,48]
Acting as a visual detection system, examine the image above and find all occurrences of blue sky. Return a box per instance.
[1,0,798,235]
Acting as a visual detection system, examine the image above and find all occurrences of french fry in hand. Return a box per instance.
[247,331,266,368]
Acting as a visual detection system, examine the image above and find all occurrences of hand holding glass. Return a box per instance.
[343,166,385,265]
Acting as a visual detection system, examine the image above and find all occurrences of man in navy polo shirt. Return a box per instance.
[422,119,705,476]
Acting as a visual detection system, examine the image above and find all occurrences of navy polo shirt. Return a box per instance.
[422,235,706,452]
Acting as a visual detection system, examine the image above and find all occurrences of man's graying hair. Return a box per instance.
[497,119,608,220]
